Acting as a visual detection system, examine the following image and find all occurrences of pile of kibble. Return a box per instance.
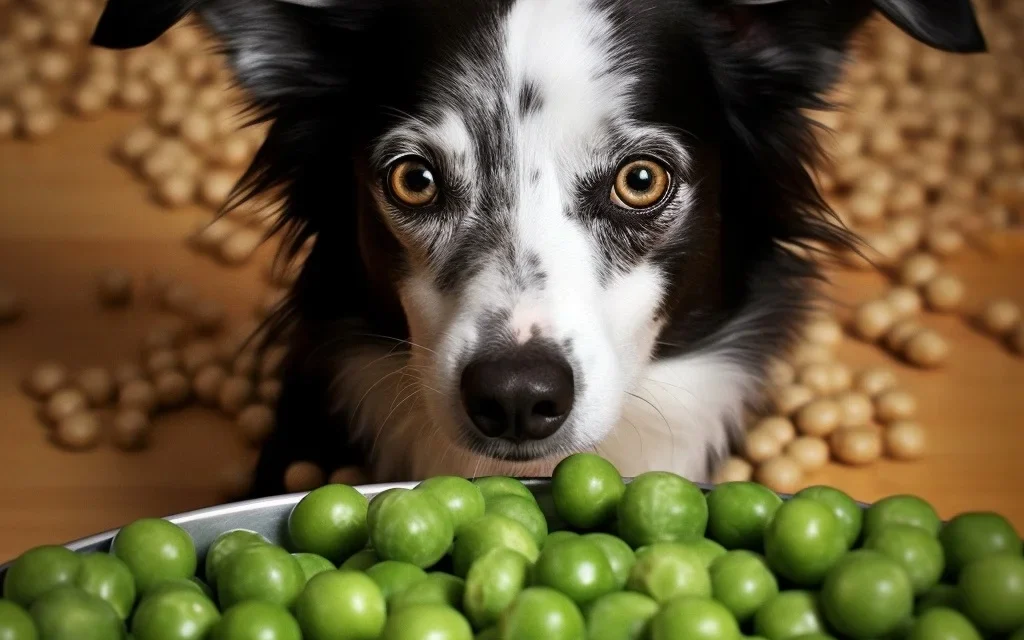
[1,0,1023,497]
[2,453,1023,639]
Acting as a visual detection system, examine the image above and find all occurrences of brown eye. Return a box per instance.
[612,159,670,209]
[388,158,438,207]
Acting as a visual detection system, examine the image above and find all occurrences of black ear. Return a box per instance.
[872,0,986,53]
[91,0,365,103]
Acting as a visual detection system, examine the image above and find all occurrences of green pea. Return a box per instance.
[475,628,499,640]
[543,532,579,550]
[753,591,824,640]
[111,519,197,594]
[367,489,405,533]
[340,549,379,572]
[381,604,473,640]
[958,554,1024,634]
[3,545,82,608]
[472,477,536,504]
[706,482,783,550]
[452,515,539,578]
[147,579,205,599]
[216,544,304,609]
[203,530,267,590]
[939,512,1022,578]
[391,573,465,611]
[532,537,617,606]
[582,533,635,590]
[0,599,37,640]
[649,596,741,640]
[485,495,548,547]
[370,490,454,569]
[906,608,982,640]
[288,485,369,564]
[626,542,711,603]
[551,453,625,530]
[131,589,220,640]
[75,553,136,621]
[820,550,913,639]
[710,550,778,623]
[416,477,487,535]
[689,538,727,568]
[365,561,427,603]
[293,570,386,640]
[29,586,123,640]
[864,524,944,594]
[500,587,585,640]
[794,486,862,549]
[212,601,300,640]
[291,553,335,583]
[764,499,846,587]
[616,471,708,548]
[863,495,941,539]
[585,592,658,640]
[463,549,529,630]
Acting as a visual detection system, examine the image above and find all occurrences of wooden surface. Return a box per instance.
[1,113,1023,562]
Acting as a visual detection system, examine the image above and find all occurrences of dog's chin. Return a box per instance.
[456,426,581,464]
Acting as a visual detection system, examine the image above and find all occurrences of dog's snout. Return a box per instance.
[460,347,574,442]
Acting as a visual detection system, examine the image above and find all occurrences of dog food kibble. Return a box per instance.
[238,404,275,446]
[803,318,843,347]
[44,388,87,424]
[797,363,832,396]
[885,421,927,461]
[884,319,922,353]
[903,330,950,368]
[898,253,940,288]
[795,399,841,437]
[0,286,24,323]
[24,362,69,399]
[766,359,795,387]
[180,340,219,375]
[885,287,922,320]
[978,299,1021,337]
[155,371,191,408]
[875,389,917,424]
[112,362,144,387]
[218,376,253,416]
[923,227,965,257]
[923,274,965,313]
[145,349,180,376]
[755,416,796,446]
[232,351,259,378]
[856,367,898,398]
[53,412,102,451]
[162,282,197,316]
[744,427,783,464]
[111,409,151,451]
[284,461,326,493]
[219,228,263,266]
[773,384,815,417]
[119,379,158,415]
[835,391,874,429]
[754,456,803,494]
[75,367,115,407]
[95,269,133,308]
[116,125,160,163]
[852,299,894,342]
[830,427,884,466]
[712,457,753,483]
[785,437,830,471]
[192,365,227,407]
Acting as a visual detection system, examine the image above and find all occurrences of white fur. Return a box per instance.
[336,0,747,483]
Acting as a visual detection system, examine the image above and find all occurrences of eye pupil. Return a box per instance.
[626,167,653,192]
[403,168,434,193]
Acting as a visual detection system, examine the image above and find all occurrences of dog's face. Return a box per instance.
[367,0,708,462]
[94,0,984,472]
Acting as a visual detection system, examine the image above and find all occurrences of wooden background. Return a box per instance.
[1,112,1023,562]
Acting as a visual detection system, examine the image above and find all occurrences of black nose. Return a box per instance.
[460,348,574,442]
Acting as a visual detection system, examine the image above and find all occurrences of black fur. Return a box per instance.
[90,0,985,496]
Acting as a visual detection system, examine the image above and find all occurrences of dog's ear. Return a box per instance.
[869,0,986,53]
[91,0,367,103]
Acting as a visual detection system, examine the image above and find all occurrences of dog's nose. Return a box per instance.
[460,348,574,442]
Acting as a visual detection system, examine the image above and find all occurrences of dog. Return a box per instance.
[91,0,985,496]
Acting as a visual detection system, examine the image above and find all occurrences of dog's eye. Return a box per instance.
[611,159,670,209]
[388,158,438,207]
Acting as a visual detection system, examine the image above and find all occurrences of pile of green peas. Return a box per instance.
[2,452,1023,639]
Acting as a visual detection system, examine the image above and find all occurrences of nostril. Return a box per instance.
[532,400,559,418]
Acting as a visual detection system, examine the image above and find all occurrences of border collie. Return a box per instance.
[91,0,985,496]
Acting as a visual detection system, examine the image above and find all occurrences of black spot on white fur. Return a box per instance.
[517,82,542,117]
